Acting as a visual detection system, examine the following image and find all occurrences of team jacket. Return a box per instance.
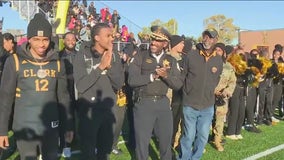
[182,45,223,110]
[0,42,74,136]
[128,50,183,97]
[73,41,124,111]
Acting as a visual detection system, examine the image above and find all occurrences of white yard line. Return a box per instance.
[244,144,284,160]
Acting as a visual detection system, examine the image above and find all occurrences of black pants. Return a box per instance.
[134,96,173,160]
[257,79,274,121]
[15,130,58,160]
[171,90,183,147]
[245,87,257,125]
[78,106,114,160]
[227,85,246,135]
[112,105,126,150]
[272,83,282,115]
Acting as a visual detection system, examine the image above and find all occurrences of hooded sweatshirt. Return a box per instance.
[0,42,74,137]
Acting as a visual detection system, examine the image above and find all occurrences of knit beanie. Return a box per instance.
[182,39,192,54]
[214,43,225,53]
[27,13,52,39]
[170,35,183,49]
[225,45,234,55]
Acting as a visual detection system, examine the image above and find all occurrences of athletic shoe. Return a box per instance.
[236,134,243,139]
[226,135,238,140]
[62,147,71,158]
[246,125,261,133]
[272,116,280,123]
[112,148,123,155]
[263,119,272,126]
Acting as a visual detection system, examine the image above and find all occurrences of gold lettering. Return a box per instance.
[45,69,50,77]
[30,69,37,77]
[23,70,29,77]
[23,69,56,78]
[23,69,38,77]
[51,70,56,77]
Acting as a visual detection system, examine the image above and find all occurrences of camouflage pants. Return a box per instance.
[213,99,228,142]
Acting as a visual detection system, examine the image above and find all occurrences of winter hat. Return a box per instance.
[182,39,192,54]
[27,13,52,39]
[170,35,184,49]
[225,45,234,55]
[214,43,225,53]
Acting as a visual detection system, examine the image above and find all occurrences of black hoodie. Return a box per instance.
[0,42,74,137]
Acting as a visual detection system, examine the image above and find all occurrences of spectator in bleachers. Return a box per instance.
[88,2,96,18]
[70,4,80,16]
[100,7,107,23]
[105,8,112,24]
[87,14,96,27]
[111,10,121,34]
[79,24,91,42]
[68,14,77,32]
[73,23,82,41]
[113,32,125,55]
[121,25,129,42]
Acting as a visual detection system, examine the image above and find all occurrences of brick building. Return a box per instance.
[239,28,284,58]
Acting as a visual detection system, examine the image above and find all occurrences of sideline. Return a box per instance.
[243,144,284,160]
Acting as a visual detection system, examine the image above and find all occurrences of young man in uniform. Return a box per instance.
[73,23,124,160]
[178,28,223,160]
[128,26,183,160]
[0,13,74,160]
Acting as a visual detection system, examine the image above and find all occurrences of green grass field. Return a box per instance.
[4,120,284,160]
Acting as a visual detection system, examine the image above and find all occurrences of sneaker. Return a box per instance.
[236,134,243,139]
[255,120,264,126]
[272,116,280,123]
[263,119,272,126]
[246,125,261,133]
[112,149,122,155]
[62,147,71,158]
[225,135,238,140]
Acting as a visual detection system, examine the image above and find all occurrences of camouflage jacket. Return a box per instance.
[215,62,237,97]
